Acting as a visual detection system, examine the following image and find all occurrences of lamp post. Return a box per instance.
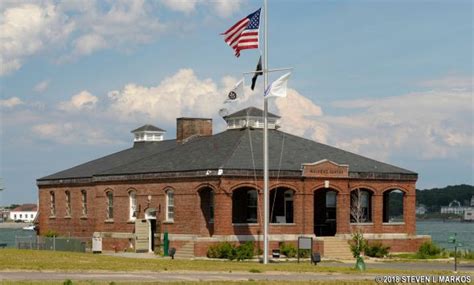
[448,233,462,272]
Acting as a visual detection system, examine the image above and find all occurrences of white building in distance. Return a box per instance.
[9,204,37,222]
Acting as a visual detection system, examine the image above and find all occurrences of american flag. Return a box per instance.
[222,8,261,57]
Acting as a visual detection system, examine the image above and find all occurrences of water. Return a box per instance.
[417,220,474,251]
[0,221,472,250]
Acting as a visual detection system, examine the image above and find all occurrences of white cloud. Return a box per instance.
[0,97,24,108]
[32,122,112,145]
[72,34,107,56]
[161,0,199,14]
[212,1,243,18]
[107,68,328,143]
[33,80,50,93]
[273,89,327,143]
[58,90,98,112]
[0,3,74,75]
[107,69,220,124]
[419,75,473,90]
[160,0,242,17]
[326,89,473,160]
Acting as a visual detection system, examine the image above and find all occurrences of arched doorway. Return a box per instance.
[145,208,157,253]
[314,189,337,236]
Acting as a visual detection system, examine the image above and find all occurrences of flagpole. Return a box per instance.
[263,0,269,265]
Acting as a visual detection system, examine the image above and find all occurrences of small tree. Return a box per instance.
[350,188,367,271]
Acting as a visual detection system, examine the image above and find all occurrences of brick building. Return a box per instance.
[37,107,429,258]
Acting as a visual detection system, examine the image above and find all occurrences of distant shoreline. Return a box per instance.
[0,223,32,229]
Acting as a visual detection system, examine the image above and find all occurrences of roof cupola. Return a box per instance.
[223,107,280,129]
[131,124,166,143]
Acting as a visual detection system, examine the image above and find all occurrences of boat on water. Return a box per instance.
[22,225,35,230]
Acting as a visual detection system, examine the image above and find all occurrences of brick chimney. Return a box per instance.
[176,118,212,143]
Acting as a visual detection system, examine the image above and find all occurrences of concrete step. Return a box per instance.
[323,238,352,259]
[174,241,195,259]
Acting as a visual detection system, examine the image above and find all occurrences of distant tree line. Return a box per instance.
[416,184,474,213]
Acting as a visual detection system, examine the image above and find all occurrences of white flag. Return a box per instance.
[224,78,244,103]
[264,72,291,98]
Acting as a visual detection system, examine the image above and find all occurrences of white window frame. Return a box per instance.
[50,191,56,216]
[129,191,137,221]
[81,190,87,216]
[165,190,174,222]
[106,191,114,220]
[65,190,71,217]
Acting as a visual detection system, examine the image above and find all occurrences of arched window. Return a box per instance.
[129,190,137,221]
[165,189,174,222]
[232,187,258,223]
[106,191,114,220]
[65,190,71,217]
[50,191,56,216]
[270,188,294,223]
[383,189,404,223]
[81,190,87,216]
[350,189,372,223]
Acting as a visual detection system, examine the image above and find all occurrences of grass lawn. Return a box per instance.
[0,249,450,275]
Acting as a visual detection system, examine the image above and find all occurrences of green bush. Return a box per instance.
[279,242,297,258]
[416,241,442,259]
[45,230,59,237]
[207,242,236,260]
[364,242,390,258]
[298,249,311,258]
[349,231,367,258]
[235,241,255,261]
[207,241,256,261]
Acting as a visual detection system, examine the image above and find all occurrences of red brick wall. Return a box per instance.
[38,176,419,254]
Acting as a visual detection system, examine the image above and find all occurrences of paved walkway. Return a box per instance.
[0,271,378,282]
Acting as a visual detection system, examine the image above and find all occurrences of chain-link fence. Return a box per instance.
[15,236,91,252]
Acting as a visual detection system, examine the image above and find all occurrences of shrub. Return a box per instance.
[416,241,442,259]
[207,242,236,260]
[349,231,367,258]
[298,249,311,258]
[45,230,59,237]
[207,242,256,261]
[364,242,390,258]
[279,242,297,258]
[235,241,255,261]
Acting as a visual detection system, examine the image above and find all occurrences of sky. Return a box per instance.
[0,0,472,205]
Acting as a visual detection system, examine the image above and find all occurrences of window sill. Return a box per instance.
[350,222,374,225]
[163,220,174,224]
[49,216,56,219]
[80,216,88,220]
[383,222,405,225]
[105,219,114,223]
[270,223,296,226]
[232,223,259,226]
[64,216,72,219]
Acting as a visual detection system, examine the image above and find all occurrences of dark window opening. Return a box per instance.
[232,187,258,223]
[383,189,404,223]
[314,189,337,236]
[270,188,294,223]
